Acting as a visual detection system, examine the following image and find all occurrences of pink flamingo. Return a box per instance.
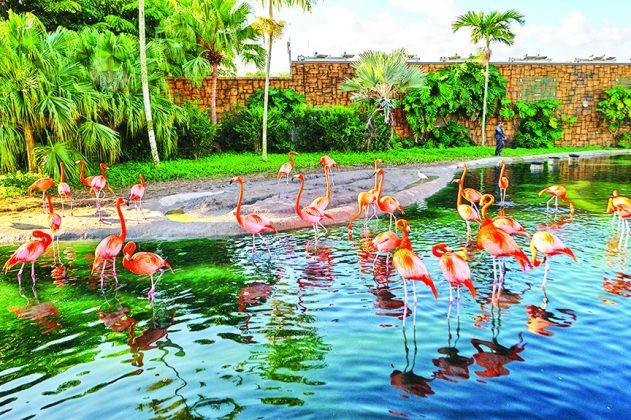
[539,185,574,213]
[607,190,631,230]
[91,197,127,287]
[277,151,298,183]
[453,178,481,241]
[492,208,530,237]
[392,220,438,319]
[91,163,110,222]
[122,241,173,301]
[3,230,53,288]
[28,177,55,212]
[613,201,631,246]
[347,191,376,235]
[310,163,333,211]
[477,194,532,302]
[367,159,382,217]
[230,176,277,254]
[374,168,405,230]
[458,163,482,212]
[319,155,340,186]
[46,195,62,261]
[498,160,509,204]
[294,173,334,239]
[432,243,476,318]
[128,173,146,222]
[57,162,73,215]
[530,230,577,288]
[372,230,402,266]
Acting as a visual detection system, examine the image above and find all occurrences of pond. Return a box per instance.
[0,155,630,418]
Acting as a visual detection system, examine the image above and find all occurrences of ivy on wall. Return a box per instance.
[597,85,631,147]
[500,100,575,148]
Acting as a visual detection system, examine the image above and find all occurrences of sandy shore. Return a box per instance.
[1,149,627,244]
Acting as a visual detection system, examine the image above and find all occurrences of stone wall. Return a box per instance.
[168,61,631,147]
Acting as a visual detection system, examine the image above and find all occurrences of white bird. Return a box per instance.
[417,170,429,180]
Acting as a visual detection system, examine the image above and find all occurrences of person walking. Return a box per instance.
[495,121,506,156]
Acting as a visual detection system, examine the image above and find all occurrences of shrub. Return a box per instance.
[217,106,292,153]
[0,171,42,197]
[428,122,472,148]
[615,132,631,149]
[597,86,631,145]
[509,100,575,148]
[246,87,306,115]
[177,103,219,158]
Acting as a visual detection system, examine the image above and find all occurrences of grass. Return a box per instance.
[105,146,612,188]
[0,146,615,197]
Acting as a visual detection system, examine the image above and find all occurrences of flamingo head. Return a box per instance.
[480,194,495,207]
[75,159,83,165]
[318,156,328,165]
[395,219,410,234]
[100,163,110,171]
[612,190,619,197]
[374,159,383,167]
[288,151,298,156]
[452,178,463,185]
[373,168,385,176]
[123,241,136,259]
[115,197,128,207]
[431,243,450,258]
[292,173,304,182]
[229,176,242,185]
[457,162,467,169]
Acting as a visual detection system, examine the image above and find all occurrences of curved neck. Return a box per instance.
[140,175,145,187]
[116,200,126,241]
[235,180,244,225]
[288,153,295,166]
[324,167,330,200]
[399,228,412,250]
[460,164,467,182]
[373,165,379,191]
[79,161,86,183]
[481,199,493,223]
[499,162,506,180]
[376,171,384,201]
[60,163,65,183]
[431,245,445,258]
[295,177,304,217]
[47,196,53,214]
[456,182,463,207]
[100,165,107,178]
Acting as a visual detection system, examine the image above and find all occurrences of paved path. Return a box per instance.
[0,149,627,244]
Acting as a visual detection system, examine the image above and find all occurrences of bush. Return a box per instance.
[177,103,219,158]
[427,122,472,148]
[0,171,41,197]
[246,87,306,115]
[510,100,575,148]
[217,106,293,153]
[615,132,631,148]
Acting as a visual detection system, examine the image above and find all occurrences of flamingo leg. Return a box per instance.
[317,221,328,234]
[542,257,550,288]
[402,279,408,327]
[258,233,271,254]
[134,201,140,224]
[472,202,478,214]
[546,197,553,212]
[148,274,155,301]
[466,221,472,241]
[99,261,107,289]
[554,196,559,211]
[491,256,498,304]
[411,280,417,327]
[389,214,393,231]
[251,234,256,255]
[447,286,453,319]
[41,191,46,212]
[457,286,461,319]
[112,258,118,285]
[139,199,146,220]
[17,262,25,288]
[31,262,36,285]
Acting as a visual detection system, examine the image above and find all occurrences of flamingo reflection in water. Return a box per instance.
[297,245,335,313]
[8,285,62,335]
[128,309,176,367]
[390,310,435,398]
[603,271,631,298]
[98,295,135,333]
[525,291,577,337]
[433,317,474,383]
[238,281,276,343]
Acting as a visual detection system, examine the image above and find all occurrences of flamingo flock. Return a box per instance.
[4,153,628,312]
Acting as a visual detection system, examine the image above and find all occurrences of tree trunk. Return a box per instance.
[481,50,491,147]
[211,61,218,124]
[139,0,160,166]
[261,0,273,162]
[24,123,37,172]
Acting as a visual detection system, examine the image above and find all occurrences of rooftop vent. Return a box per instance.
[509,54,552,62]
[574,55,616,63]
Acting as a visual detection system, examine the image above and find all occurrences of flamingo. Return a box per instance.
[3,230,53,288]
[277,151,298,183]
[319,155,340,186]
[477,194,532,302]
[91,197,127,287]
[367,159,383,217]
[607,190,631,230]
[293,173,334,239]
[46,195,62,260]
[348,191,377,234]
[27,177,55,212]
[530,230,577,288]
[309,163,333,212]
[57,162,73,215]
[128,173,147,222]
[91,163,110,222]
[539,185,574,213]
[614,202,631,246]
[458,163,482,212]
[452,178,481,241]
[497,159,509,204]
[392,220,438,318]
[374,168,405,230]
[76,159,114,194]
[230,176,277,254]
[372,230,402,266]
[122,242,173,301]
[492,208,530,237]
[432,244,476,317]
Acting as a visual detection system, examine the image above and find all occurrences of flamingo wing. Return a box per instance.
[309,196,329,211]
[125,252,165,276]
[4,241,46,271]
[130,184,145,201]
[243,214,276,233]
[458,204,481,223]
[278,162,292,176]
[393,249,438,298]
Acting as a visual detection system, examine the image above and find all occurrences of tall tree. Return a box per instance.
[258,0,313,162]
[452,9,524,146]
[161,0,264,124]
[139,0,160,165]
[341,49,426,146]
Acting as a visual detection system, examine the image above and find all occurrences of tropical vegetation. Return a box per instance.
[597,85,631,146]
[452,9,525,145]
[499,100,575,148]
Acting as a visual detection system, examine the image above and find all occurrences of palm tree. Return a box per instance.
[258,0,314,162]
[139,0,160,165]
[161,0,264,124]
[341,49,426,146]
[452,9,525,146]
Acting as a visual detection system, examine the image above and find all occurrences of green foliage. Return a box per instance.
[218,106,292,153]
[597,86,631,138]
[0,171,41,198]
[506,100,575,148]
[427,122,472,148]
[402,62,506,145]
[177,103,219,158]
[246,88,306,115]
[34,142,82,181]
[615,132,631,149]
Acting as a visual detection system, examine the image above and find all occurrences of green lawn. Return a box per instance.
[105,146,611,188]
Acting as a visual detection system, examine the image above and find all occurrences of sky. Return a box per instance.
[243,0,631,74]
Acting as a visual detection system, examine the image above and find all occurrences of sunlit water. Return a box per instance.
[1,155,630,418]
